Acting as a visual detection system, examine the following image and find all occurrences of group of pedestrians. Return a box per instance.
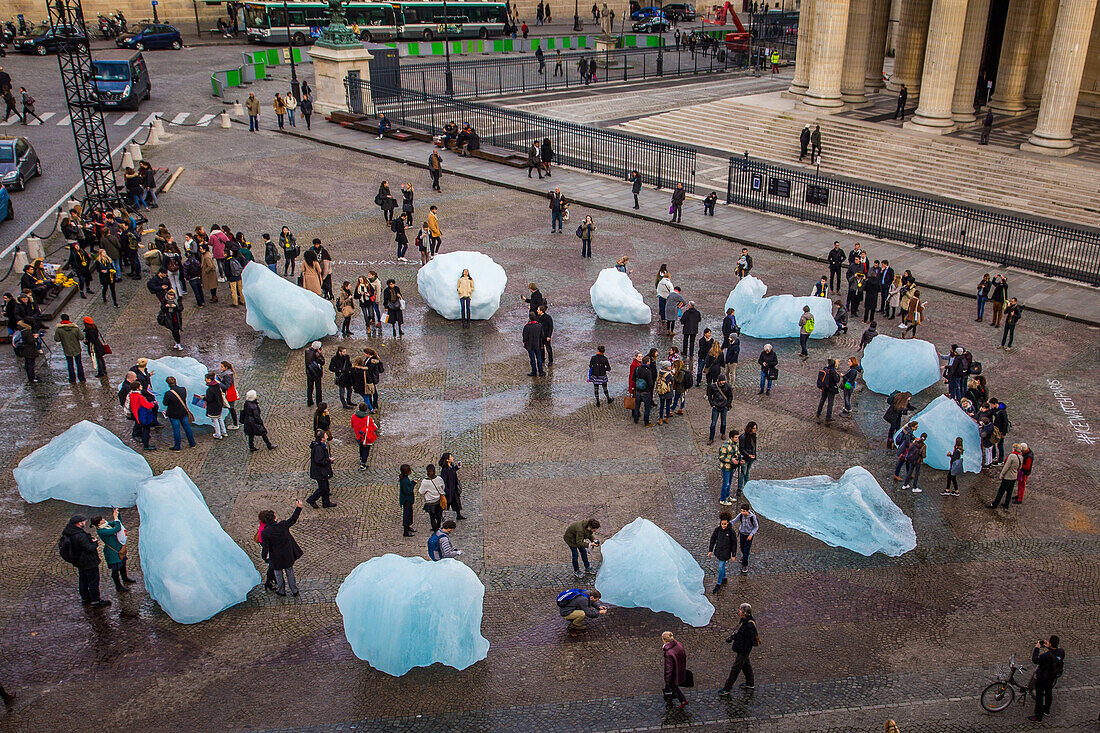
[244,82,314,132]
[0,66,43,125]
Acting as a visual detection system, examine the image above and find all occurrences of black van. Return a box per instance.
[90,51,151,110]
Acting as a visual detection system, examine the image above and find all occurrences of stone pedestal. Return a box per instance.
[594,35,621,66]
[309,44,374,117]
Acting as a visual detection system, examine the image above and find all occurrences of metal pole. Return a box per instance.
[444,0,454,96]
[284,0,300,101]
[573,0,581,31]
[152,0,159,23]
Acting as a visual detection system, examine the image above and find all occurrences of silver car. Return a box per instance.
[0,136,42,191]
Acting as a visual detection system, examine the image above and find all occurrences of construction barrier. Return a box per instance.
[389,34,664,57]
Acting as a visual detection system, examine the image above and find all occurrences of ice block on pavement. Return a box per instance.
[861,335,942,395]
[900,395,983,473]
[416,251,507,320]
[724,275,837,339]
[242,261,338,349]
[590,268,652,325]
[142,356,214,427]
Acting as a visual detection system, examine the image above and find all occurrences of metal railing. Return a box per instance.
[727,155,1100,285]
[398,41,795,98]
[345,77,696,193]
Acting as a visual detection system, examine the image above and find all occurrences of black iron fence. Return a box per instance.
[346,77,696,193]
[727,156,1100,285]
[398,41,795,99]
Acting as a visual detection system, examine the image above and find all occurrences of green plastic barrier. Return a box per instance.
[226,68,241,86]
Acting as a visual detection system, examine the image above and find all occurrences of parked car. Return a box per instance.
[0,185,13,222]
[632,15,669,32]
[630,6,663,20]
[0,137,41,192]
[91,51,151,110]
[661,3,696,20]
[14,24,85,55]
[115,23,182,50]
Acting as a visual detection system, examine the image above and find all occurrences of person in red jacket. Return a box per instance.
[126,381,158,450]
[628,352,642,399]
[350,403,377,472]
[1015,442,1034,503]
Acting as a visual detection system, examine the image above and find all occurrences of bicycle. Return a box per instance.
[980,654,1035,712]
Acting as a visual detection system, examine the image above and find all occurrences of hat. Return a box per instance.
[69,514,87,525]
[311,341,322,349]
[245,390,258,402]
[83,316,94,325]
[659,360,671,370]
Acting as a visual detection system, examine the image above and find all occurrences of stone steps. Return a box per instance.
[617,97,1100,226]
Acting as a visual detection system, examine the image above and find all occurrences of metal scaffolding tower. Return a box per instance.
[46,0,126,213]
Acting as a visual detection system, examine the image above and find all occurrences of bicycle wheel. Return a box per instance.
[981,681,1015,712]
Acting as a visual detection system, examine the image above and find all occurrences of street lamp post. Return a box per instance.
[443,0,454,95]
[151,0,159,23]
[283,0,301,101]
[573,0,581,31]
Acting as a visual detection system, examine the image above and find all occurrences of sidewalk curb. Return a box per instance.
[272,122,1100,327]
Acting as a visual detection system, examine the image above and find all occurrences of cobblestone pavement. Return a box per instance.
[1,126,1099,732]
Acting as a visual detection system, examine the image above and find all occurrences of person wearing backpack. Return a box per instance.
[731,504,758,574]
[815,358,841,423]
[351,403,377,472]
[557,587,606,630]
[418,464,446,532]
[989,444,1022,510]
[1029,635,1064,722]
[1015,442,1033,504]
[60,514,110,607]
[901,432,927,493]
[428,520,462,561]
[260,500,303,597]
[798,306,814,360]
[655,360,674,425]
[706,374,733,445]
[893,421,917,481]
[632,356,657,426]
[719,602,758,696]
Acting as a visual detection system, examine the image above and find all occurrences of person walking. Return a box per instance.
[273,93,286,129]
[83,316,108,378]
[717,430,741,504]
[351,403,377,472]
[757,344,777,395]
[669,183,685,223]
[158,290,183,350]
[799,124,811,161]
[163,375,196,451]
[260,500,303,596]
[1000,297,1022,351]
[809,124,822,163]
[535,44,546,74]
[816,357,841,422]
[1029,636,1064,722]
[661,632,689,709]
[300,95,313,129]
[284,91,297,127]
[242,390,276,451]
[2,86,23,124]
[457,269,474,328]
[305,341,324,406]
[719,603,759,696]
[798,305,814,359]
[989,443,1022,509]
[428,149,442,191]
[630,169,642,209]
[554,48,563,76]
[979,109,994,145]
[737,422,758,495]
[708,510,736,592]
[523,313,545,377]
[527,142,543,179]
[93,249,119,307]
[588,345,612,406]
[564,518,600,578]
[707,373,733,445]
[306,430,337,508]
[399,464,416,537]
[418,464,446,532]
[382,279,403,338]
[246,92,260,131]
[577,215,595,258]
[548,187,566,233]
[53,314,86,383]
[941,437,964,496]
[59,515,111,607]
[731,504,758,574]
[902,289,923,338]
[93,509,134,594]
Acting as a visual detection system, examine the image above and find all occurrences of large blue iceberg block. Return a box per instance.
[590,268,651,325]
[136,467,260,624]
[14,420,152,506]
[336,554,489,676]
[744,466,916,557]
[595,518,714,626]
[416,251,507,320]
[141,356,214,427]
[862,335,941,395]
[900,395,983,473]
[242,261,338,349]
[724,275,837,339]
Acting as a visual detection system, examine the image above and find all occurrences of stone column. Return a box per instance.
[989,0,1037,113]
[841,0,875,102]
[1021,0,1099,155]
[788,0,817,96]
[887,0,933,94]
[803,0,852,109]
[865,0,892,90]
[906,0,969,131]
[1024,0,1059,105]
[950,0,992,123]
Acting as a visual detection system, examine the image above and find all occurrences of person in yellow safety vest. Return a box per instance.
[770,49,780,74]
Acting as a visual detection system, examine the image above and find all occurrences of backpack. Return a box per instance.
[682,370,694,390]
[893,430,908,448]
[11,330,23,352]
[364,418,378,444]
[576,224,584,238]
[58,533,77,565]
[903,441,923,463]
[556,588,588,607]
[427,532,442,561]
[634,376,648,392]
[804,316,814,333]
[816,368,828,390]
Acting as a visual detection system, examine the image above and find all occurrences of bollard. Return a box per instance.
[146,122,161,145]
[13,249,28,273]
[220,111,231,129]
[231,99,244,115]
[25,236,45,261]
[152,117,166,137]
[121,149,134,170]
[127,142,142,163]
[65,198,81,212]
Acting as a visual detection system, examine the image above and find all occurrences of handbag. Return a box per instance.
[683,670,695,688]
[438,493,448,511]
[623,394,636,410]
[340,303,355,318]
[102,342,112,355]
[398,298,406,311]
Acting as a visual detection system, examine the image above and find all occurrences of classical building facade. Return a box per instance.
[788,0,1099,155]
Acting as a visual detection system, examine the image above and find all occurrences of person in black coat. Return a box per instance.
[757,345,778,395]
[826,241,845,293]
[241,390,276,451]
[629,169,642,209]
[632,357,657,426]
[439,452,466,520]
[260,500,303,596]
[305,341,324,406]
[522,315,545,376]
[329,346,354,408]
[1029,636,1064,721]
[719,603,758,695]
[707,374,733,444]
[306,432,337,508]
[540,137,554,177]
[522,282,547,313]
[61,514,110,606]
[588,345,612,405]
[536,305,554,366]
[680,302,702,362]
[707,511,736,593]
[816,358,842,422]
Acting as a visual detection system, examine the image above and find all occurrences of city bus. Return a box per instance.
[243,1,507,44]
